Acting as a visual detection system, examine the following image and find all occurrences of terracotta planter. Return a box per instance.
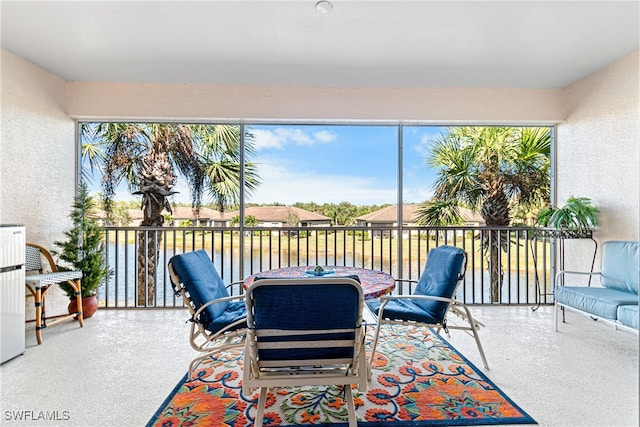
[68,295,99,319]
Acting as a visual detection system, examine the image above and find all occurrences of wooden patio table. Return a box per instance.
[243,266,395,300]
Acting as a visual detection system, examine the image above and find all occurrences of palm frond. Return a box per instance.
[414,200,464,226]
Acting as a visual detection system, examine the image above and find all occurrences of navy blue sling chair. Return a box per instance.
[243,276,367,427]
[168,250,247,379]
[367,245,489,370]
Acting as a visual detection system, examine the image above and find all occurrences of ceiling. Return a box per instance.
[1,1,638,89]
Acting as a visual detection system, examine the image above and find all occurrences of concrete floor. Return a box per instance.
[1,305,638,427]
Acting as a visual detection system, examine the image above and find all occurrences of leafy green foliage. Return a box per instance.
[423,126,551,226]
[230,214,259,226]
[534,206,555,227]
[54,182,112,298]
[543,196,599,231]
[415,200,464,226]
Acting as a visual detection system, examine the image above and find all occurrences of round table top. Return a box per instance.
[244,266,395,300]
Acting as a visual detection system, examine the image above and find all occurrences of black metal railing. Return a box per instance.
[100,225,556,308]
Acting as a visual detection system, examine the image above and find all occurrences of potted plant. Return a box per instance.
[535,196,599,238]
[54,182,111,318]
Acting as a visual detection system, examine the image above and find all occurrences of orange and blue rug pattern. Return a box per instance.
[148,325,536,426]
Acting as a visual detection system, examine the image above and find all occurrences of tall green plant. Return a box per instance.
[54,182,111,298]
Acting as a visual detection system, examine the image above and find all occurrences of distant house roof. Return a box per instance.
[356,204,485,225]
[457,207,485,224]
[356,204,415,223]
[169,206,226,221]
[127,209,144,220]
[94,206,230,224]
[226,206,331,223]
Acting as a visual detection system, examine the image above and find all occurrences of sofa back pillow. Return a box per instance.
[601,241,639,294]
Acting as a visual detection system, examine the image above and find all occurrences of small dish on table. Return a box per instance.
[305,266,335,276]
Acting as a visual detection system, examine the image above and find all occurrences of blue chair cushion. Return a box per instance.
[617,305,639,329]
[366,298,441,324]
[412,245,465,322]
[555,286,639,320]
[251,281,360,361]
[600,241,639,294]
[170,250,246,333]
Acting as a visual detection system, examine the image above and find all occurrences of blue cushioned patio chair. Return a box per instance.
[367,245,489,370]
[168,250,247,379]
[243,277,367,427]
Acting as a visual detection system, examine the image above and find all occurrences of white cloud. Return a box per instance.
[252,127,337,151]
[313,130,337,144]
[246,160,395,205]
[251,128,286,150]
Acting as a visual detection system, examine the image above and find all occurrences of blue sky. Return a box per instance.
[245,124,445,205]
[85,124,447,206]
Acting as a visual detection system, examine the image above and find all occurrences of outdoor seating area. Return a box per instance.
[555,240,639,333]
[1,304,637,426]
[1,2,638,426]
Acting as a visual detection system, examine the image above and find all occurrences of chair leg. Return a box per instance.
[34,286,43,345]
[187,352,215,381]
[368,321,383,375]
[469,322,489,370]
[458,304,489,370]
[345,385,357,427]
[71,280,84,328]
[255,387,268,427]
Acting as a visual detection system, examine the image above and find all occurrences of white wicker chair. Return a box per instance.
[24,243,83,344]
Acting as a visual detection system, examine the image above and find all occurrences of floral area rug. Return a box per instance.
[148,325,536,426]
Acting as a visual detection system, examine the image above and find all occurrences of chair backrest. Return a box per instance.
[25,243,57,273]
[168,250,230,326]
[246,276,363,365]
[413,245,466,321]
[600,241,639,294]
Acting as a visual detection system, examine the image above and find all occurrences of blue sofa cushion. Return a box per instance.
[617,305,639,330]
[600,241,639,294]
[555,286,639,320]
[366,298,441,324]
[412,245,465,322]
[170,250,246,333]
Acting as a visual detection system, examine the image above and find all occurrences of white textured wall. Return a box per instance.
[557,51,639,270]
[2,47,639,310]
[66,82,564,124]
[1,50,77,317]
[1,50,76,243]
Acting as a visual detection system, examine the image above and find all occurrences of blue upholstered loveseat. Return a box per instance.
[555,240,639,333]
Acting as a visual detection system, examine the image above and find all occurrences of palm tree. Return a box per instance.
[415,126,551,302]
[82,123,260,305]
